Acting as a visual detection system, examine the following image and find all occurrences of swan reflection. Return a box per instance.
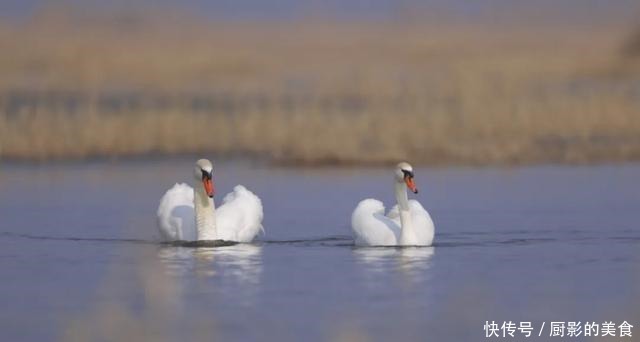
[354,246,435,285]
[195,244,263,284]
[397,247,435,274]
[157,243,263,284]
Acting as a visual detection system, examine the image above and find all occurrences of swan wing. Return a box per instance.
[216,185,264,243]
[156,183,196,241]
[407,200,435,245]
[386,204,401,226]
[388,200,435,245]
[351,199,400,246]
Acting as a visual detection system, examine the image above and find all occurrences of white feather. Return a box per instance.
[351,199,400,246]
[351,198,434,246]
[157,183,196,241]
[157,184,263,243]
[216,185,264,243]
[387,200,435,246]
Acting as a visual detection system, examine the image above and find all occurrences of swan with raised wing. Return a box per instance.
[157,159,263,242]
[351,162,434,246]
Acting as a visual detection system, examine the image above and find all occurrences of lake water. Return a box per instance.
[0,160,638,341]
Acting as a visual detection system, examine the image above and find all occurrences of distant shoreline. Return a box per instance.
[1,8,639,166]
[2,152,639,168]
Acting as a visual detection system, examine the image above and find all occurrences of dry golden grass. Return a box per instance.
[1,7,639,165]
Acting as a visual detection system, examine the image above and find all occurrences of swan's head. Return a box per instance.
[194,159,215,198]
[395,162,418,194]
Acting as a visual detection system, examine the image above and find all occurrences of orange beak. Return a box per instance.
[203,178,215,198]
[405,177,418,194]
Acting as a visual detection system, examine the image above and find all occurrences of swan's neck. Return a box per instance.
[194,186,217,240]
[395,181,414,245]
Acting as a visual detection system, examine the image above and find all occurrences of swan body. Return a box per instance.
[351,162,434,246]
[157,159,263,242]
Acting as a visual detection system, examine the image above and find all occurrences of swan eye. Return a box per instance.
[401,169,414,179]
[201,169,212,180]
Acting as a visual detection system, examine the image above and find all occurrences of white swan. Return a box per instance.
[351,162,435,246]
[157,159,264,242]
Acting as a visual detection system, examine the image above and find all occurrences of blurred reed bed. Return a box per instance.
[1,7,639,165]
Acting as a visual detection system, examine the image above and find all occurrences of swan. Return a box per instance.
[351,162,435,246]
[157,159,264,242]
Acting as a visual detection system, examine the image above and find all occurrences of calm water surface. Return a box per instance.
[0,160,638,341]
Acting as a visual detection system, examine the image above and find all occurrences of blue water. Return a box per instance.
[0,160,638,341]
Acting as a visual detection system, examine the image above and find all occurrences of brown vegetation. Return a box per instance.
[1,7,639,165]
[622,23,640,58]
